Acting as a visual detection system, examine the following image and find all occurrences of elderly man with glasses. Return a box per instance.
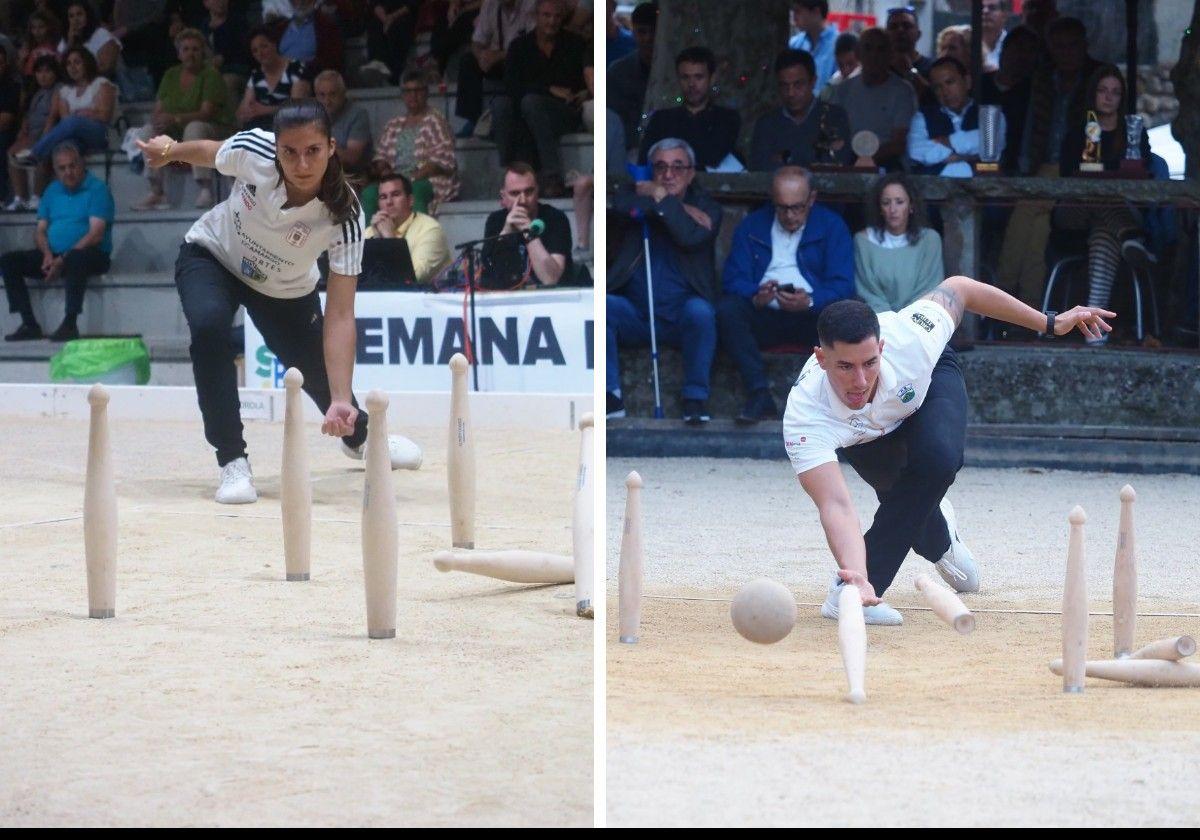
[716,166,854,425]
[606,137,723,424]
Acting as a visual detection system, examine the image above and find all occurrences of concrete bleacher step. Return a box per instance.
[0,200,575,276]
[4,272,184,341]
[0,335,193,386]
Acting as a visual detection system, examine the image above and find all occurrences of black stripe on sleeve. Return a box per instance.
[230,142,275,161]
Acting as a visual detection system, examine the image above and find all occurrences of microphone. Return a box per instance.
[454,217,546,250]
[525,218,545,241]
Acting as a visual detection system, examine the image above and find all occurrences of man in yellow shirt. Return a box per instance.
[365,173,451,284]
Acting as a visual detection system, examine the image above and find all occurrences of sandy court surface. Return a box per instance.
[605,457,1200,827]
[0,416,591,827]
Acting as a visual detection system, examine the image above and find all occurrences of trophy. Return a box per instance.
[975,105,1002,174]
[1120,114,1147,176]
[1079,110,1104,173]
[812,106,844,167]
[851,130,879,169]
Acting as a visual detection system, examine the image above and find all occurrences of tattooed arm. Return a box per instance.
[922,276,1116,340]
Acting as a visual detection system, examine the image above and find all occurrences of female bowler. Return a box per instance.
[137,99,420,504]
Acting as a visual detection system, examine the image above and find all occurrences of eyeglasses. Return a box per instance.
[886,5,916,15]
[651,162,694,175]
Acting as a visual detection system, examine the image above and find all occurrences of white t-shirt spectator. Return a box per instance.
[58,27,122,61]
[472,0,538,51]
[782,299,955,475]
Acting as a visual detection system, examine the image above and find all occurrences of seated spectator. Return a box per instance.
[981,24,1039,174]
[1055,63,1153,344]
[373,72,459,214]
[432,0,483,78]
[749,48,852,171]
[982,0,1008,70]
[2,141,114,342]
[936,24,971,69]
[0,49,19,200]
[18,47,116,165]
[607,0,655,157]
[276,0,343,75]
[716,165,853,424]
[202,0,253,97]
[827,28,915,171]
[18,9,61,81]
[58,1,122,79]
[6,55,61,211]
[454,0,535,139]
[822,31,860,94]
[638,46,740,171]
[908,56,1003,178]
[365,173,451,285]
[313,70,371,179]
[365,1,419,85]
[1021,0,1058,37]
[133,28,235,211]
[607,138,721,423]
[887,5,932,88]
[853,172,943,313]
[493,0,587,198]
[605,0,633,66]
[481,162,573,288]
[787,0,837,93]
[236,26,311,132]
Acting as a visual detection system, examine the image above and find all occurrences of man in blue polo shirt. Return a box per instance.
[789,0,839,93]
[2,141,114,341]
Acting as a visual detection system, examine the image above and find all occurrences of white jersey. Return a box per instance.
[185,129,365,299]
[782,299,956,475]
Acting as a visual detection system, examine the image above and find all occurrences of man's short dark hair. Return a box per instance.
[379,172,413,196]
[817,300,881,346]
[675,45,716,74]
[834,32,858,56]
[929,55,968,78]
[502,161,539,187]
[774,48,816,80]
[630,0,658,28]
[792,0,829,17]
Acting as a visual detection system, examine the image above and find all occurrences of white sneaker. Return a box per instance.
[26,195,38,211]
[933,497,979,592]
[194,186,213,208]
[3,197,24,212]
[819,579,904,626]
[215,457,257,504]
[341,434,423,470]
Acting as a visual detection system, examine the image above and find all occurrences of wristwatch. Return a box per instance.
[1044,310,1057,336]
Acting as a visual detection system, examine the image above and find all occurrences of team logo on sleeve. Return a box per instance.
[912,312,936,332]
[285,222,311,247]
[897,384,916,403]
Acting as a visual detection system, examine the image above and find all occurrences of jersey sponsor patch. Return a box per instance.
[286,221,311,248]
[912,311,936,332]
[240,184,256,212]
[849,416,867,435]
[897,383,916,403]
[240,256,267,282]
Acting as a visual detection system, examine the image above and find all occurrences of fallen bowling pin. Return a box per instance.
[914,573,976,634]
[84,384,117,619]
[837,584,867,704]
[361,390,398,639]
[1048,657,1200,688]
[618,471,644,644]
[281,367,311,582]
[1128,635,1196,662]
[730,578,796,645]
[572,413,594,619]
[432,549,574,584]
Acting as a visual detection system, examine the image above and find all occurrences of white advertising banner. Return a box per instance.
[244,289,594,392]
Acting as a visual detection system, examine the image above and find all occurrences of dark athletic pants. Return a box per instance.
[2,247,110,322]
[838,347,968,596]
[175,242,368,467]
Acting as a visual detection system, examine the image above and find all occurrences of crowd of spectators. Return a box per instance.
[0,0,593,342]
[607,0,1186,423]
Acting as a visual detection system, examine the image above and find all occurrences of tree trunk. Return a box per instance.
[1170,1,1200,178]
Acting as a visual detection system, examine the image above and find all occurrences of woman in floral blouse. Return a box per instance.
[372,71,459,215]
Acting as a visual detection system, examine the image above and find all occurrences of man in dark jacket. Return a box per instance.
[716,166,854,423]
[607,137,722,424]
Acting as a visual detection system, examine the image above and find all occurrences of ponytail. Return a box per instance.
[272,98,360,225]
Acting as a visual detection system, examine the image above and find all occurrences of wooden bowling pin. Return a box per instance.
[915,573,976,634]
[1048,657,1200,687]
[572,413,594,619]
[361,391,398,639]
[281,368,311,582]
[431,549,573,584]
[447,353,475,549]
[84,384,117,619]
[618,471,644,644]
[1062,506,1088,693]
[1129,636,1196,661]
[837,584,867,704]
[1112,484,1137,658]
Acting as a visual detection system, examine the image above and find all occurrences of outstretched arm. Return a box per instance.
[798,462,880,605]
[923,275,1115,341]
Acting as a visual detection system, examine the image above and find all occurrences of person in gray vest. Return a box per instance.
[907,56,1005,178]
